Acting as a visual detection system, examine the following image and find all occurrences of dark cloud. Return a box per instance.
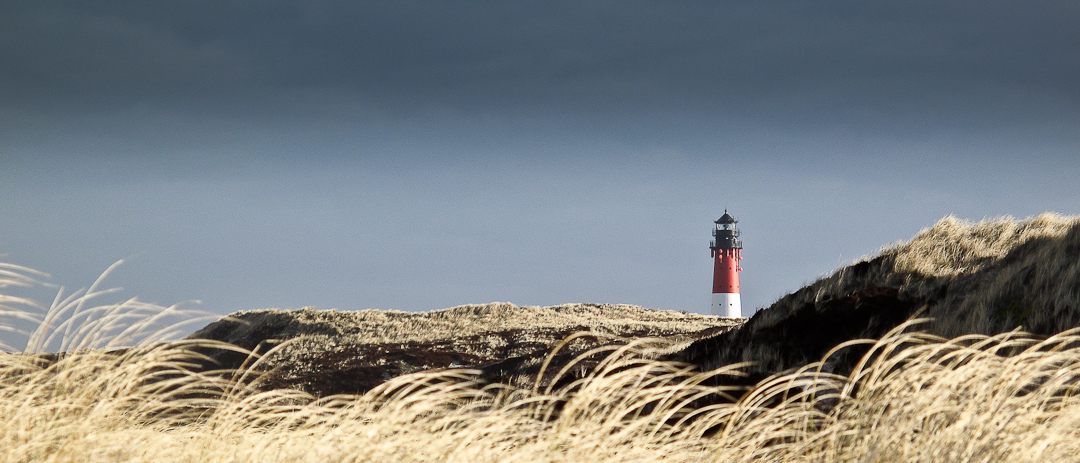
[3,0,1078,129]
[2,0,1079,349]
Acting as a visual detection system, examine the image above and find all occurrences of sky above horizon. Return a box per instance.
[2,1,1079,347]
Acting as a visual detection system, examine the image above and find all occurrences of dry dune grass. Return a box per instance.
[190,302,735,346]
[1,261,219,353]
[5,213,1080,462]
[759,213,1080,337]
[891,213,1078,278]
[184,302,740,396]
[7,313,1080,461]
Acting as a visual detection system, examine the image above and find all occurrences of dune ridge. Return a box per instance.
[680,213,1080,380]
[3,213,1080,462]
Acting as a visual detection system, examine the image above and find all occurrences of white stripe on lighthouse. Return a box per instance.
[711,293,742,318]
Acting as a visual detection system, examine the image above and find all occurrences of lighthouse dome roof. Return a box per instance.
[715,212,737,224]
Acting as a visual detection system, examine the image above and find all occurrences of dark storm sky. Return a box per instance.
[2,1,1078,345]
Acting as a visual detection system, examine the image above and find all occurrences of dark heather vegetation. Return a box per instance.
[184,303,739,395]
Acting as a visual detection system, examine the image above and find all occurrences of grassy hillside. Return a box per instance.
[189,303,734,345]
[185,303,739,394]
[3,212,1080,462]
[775,212,1080,337]
[680,213,1080,379]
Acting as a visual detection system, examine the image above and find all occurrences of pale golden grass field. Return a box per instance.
[3,214,1080,462]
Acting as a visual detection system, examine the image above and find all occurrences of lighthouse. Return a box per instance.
[710,211,743,317]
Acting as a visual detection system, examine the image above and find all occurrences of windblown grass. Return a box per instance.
[1,260,219,353]
[5,259,1080,461]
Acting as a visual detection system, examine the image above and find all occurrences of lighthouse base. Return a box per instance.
[711,293,742,318]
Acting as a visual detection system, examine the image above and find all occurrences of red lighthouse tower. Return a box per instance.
[710,211,743,317]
